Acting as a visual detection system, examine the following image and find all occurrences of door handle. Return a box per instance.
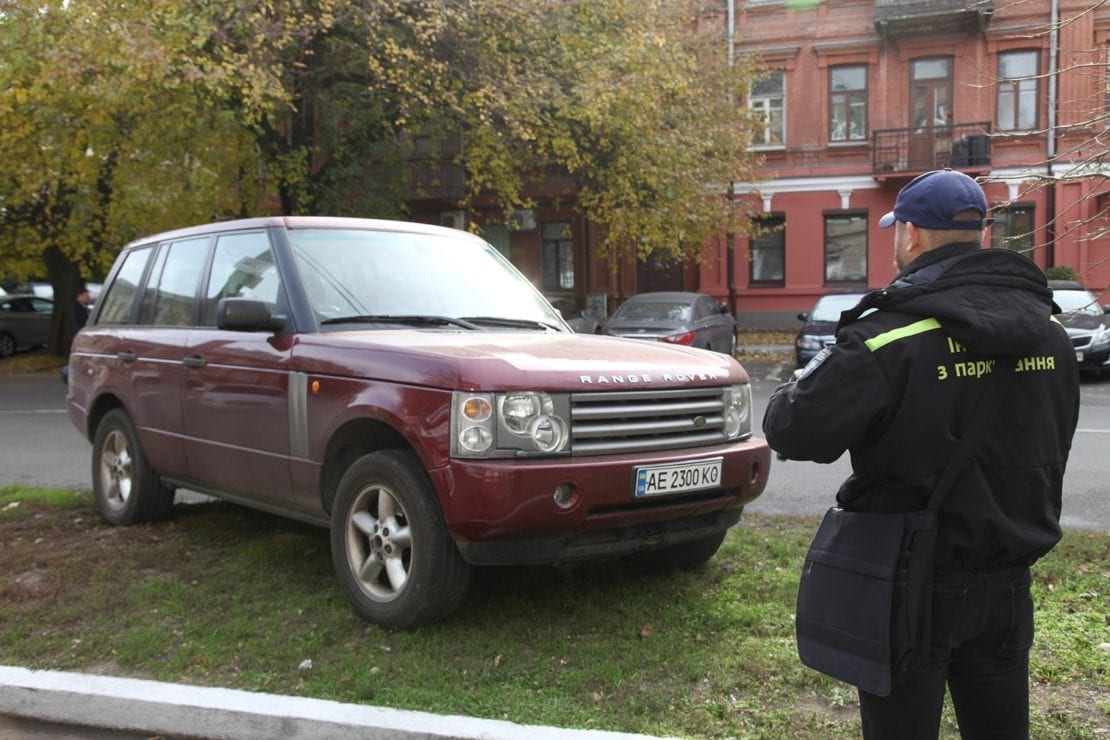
[117,351,137,363]
[182,356,207,368]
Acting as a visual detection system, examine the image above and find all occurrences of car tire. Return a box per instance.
[330,450,472,628]
[630,530,728,571]
[92,408,174,525]
[0,332,15,358]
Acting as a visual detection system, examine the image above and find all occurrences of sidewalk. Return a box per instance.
[0,666,662,739]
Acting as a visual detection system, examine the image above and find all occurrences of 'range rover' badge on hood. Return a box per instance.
[578,369,729,385]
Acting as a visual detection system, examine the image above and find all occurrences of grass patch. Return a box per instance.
[0,484,89,518]
[1,489,1107,738]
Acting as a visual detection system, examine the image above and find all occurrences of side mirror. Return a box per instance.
[797,312,810,322]
[217,298,286,332]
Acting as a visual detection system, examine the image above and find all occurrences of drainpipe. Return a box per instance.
[1045,0,1059,266]
[726,0,738,317]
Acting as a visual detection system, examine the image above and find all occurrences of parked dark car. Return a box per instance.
[0,294,53,357]
[1050,280,1110,376]
[545,296,602,334]
[603,291,737,355]
[794,292,866,368]
[67,217,771,628]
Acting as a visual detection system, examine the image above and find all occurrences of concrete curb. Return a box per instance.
[0,666,662,740]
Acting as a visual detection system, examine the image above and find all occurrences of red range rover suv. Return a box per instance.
[67,217,771,627]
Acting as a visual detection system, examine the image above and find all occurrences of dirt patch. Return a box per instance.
[0,349,66,375]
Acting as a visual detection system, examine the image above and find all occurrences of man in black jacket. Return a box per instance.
[763,169,1079,739]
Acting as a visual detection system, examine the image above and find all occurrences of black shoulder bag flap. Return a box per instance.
[795,360,1014,697]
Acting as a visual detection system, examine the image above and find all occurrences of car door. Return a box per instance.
[692,296,723,352]
[80,239,207,480]
[181,230,297,511]
[0,297,49,351]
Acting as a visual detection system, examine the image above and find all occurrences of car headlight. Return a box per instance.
[452,391,571,458]
[722,384,752,440]
[796,334,823,352]
[1092,326,1110,351]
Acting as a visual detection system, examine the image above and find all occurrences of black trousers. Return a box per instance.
[859,565,1033,740]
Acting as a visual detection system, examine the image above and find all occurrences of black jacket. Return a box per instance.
[763,243,1080,568]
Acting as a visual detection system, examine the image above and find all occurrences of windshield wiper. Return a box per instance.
[320,314,481,330]
[460,316,562,331]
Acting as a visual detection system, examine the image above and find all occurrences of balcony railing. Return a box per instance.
[872,122,992,175]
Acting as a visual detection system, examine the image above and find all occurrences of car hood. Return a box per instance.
[293,330,748,391]
[1056,311,1103,331]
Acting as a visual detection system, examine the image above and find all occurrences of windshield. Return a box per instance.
[287,228,563,329]
[1053,289,1102,316]
[811,294,865,322]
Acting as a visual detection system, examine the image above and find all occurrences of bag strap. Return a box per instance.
[926,359,1015,512]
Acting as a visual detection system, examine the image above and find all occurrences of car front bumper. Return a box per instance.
[432,438,771,565]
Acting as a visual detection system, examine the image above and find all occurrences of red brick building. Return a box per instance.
[714,0,1110,328]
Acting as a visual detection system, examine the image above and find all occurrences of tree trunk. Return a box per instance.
[42,245,84,357]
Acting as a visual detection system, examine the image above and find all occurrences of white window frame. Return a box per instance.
[749,71,786,149]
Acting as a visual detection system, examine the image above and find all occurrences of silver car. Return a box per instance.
[1050,280,1110,376]
[0,294,53,357]
[604,291,737,355]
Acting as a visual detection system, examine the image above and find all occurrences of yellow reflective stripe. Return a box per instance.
[864,317,943,352]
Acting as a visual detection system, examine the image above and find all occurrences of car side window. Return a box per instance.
[138,238,208,327]
[97,246,155,325]
[203,232,283,326]
[30,298,52,313]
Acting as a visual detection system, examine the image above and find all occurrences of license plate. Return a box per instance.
[1076,350,1084,362]
[634,458,723,498]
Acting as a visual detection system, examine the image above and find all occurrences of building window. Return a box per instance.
[829,65,867,142]
[991,205,1035,255]
[750,215,785,284]
[997,51,1039,132]
[1105,43,1109,116]
[911,57,952,129]
[824,214,867,284]
[750,71,785,147]
[541,221,574,290]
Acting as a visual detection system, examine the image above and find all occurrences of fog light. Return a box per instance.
[460,426,493,453]
[552,484,579,510]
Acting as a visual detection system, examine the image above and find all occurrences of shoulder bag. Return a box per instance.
[794,361,1014,697]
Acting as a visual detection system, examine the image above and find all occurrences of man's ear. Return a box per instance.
[904,222,922,254]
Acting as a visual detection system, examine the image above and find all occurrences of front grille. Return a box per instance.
[1071,335,1091,349]
[570,387,730,456]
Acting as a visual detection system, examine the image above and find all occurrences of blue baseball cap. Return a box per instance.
[878,168,992,230]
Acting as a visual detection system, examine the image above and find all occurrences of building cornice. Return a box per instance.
[732,175,881,194]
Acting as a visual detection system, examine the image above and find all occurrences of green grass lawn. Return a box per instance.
[2,484,1107,738]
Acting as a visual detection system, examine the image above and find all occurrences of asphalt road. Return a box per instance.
[1,360,1107,531]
